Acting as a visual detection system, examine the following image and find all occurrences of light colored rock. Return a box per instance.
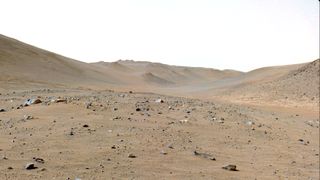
[23,98,41,106]
[155,99,164,103]
[179,119,189,123]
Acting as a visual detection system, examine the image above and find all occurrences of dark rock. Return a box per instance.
[7,166,13,169]
[25,163,35,170]
[34,157,44,163]
[68,131,74,135]
[83,124,89,127]
[127,153,136,158]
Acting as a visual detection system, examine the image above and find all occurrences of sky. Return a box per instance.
[1,0,319,72]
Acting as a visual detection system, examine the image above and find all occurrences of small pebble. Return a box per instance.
[160,151,167,155]
[127,153,136,158]
[25,163,35,170]
[222,165,237,171]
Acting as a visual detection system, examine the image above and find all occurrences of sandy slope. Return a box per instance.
[214,59,319,111]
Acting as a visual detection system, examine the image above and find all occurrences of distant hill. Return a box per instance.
[0,34,317,110]
[0,34,241,88]
[0,34,124,86]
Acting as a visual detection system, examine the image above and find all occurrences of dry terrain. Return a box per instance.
[0,34,319,179]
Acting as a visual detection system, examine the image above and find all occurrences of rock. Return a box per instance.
[160,150,167,155]
[51,98,67,103]
[23,98,41,106]
[24,115,34,120]
[2,155,8,159]
[136,108,141,111]
[192,150,216,160]
[127,153,136,158]
[34,157,44,163]
[0,109,5,112]
[25,163,35,170]
[38,167,46,171]
[67,131,74,135]
[83,124,89,127]
[301,141,307,145]
[180,119,189,123]
[245,120,254,125]
[155,99,164,103]
[217,120,224,123]
[222,165,237,171]
[168,144,173,149]
[7,166,13,169]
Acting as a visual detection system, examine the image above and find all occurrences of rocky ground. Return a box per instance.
[0,88,319,179]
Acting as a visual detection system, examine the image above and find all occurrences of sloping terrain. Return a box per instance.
[0,35,127,87]
[217,59,319,110]
[0,34,243,91]
[153,62,307,97]
[1,34,318,111]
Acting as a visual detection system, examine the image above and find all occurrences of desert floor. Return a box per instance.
[0,85,318,180]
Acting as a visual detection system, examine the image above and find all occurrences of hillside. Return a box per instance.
[0,34,125,87]
[218,59,319,110]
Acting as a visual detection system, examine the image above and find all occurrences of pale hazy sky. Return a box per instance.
[1,0,319,72]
